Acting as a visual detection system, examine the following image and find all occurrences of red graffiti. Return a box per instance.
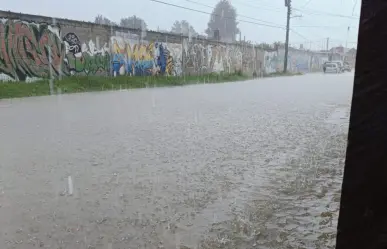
[0,20,63,81]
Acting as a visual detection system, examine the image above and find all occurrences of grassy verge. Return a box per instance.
[0,71,303,99]
[264,71,303,77]
[0,73,251,99]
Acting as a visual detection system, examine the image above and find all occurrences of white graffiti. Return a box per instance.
[264,51,280,74]
[167,43,183,76]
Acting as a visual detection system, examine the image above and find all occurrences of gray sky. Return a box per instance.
[2,0,360,50]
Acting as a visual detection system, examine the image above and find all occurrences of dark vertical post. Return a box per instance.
[284,0,291,73]
[346,26,350,49]
[336,1,387,249]
[181,33,184,77]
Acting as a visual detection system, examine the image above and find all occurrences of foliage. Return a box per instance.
[94,15,117,26]
[273,41,285,49]
[94,15,146,30]
[171,20,198,37]
[205,0,240,43]
[120,16,147,30]
[257,42,274,50]
[264,71,303,77]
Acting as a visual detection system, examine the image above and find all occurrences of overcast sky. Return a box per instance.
[2,0,360,50]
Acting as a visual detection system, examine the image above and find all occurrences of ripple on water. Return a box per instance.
[198,130,346,249]
[0,75,351,249]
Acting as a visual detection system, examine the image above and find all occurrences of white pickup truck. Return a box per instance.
[323,61,346,73]
[342,62,352,72]
[331,61,344,72]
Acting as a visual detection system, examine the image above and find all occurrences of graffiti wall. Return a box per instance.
[0,19,112,81]
[182,41,260,75]
[284,49,310,73]
[63,32,110,76]
[264,48,326,74]
[264,50,281,74]
[0,12,333,82]
[111,34,181,76]
[0,19,63,81]
[0,13,265,82]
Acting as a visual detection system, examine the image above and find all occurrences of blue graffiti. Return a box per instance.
[288,55,309,73]
[112,54,154,76]
[132,60,154,76]
[112,54,125,75]
[295,62,309,72]
[155,42,167,75]
[111,42,170,76]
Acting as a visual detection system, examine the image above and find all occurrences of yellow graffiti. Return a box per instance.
[112,39,154,61]
[113,40,120,54]
[127,44,153,61]
[166,55,173,75]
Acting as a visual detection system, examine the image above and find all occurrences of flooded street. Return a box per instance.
[0,73,353,249]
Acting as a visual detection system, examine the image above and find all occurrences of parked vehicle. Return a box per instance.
[324,63,340,73]
[323,61,342,73]
[323,61,330,73]
[331,61,345,72]
[343,62,352,72]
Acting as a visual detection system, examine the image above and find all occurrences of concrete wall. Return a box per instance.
[0,11,329,82]
[263,48,329,74]
[0,11,266,82]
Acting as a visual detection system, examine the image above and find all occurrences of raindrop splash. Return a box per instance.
[48,45,54,95]
[68,176,74,196]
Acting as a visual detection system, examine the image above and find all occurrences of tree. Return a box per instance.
[94,15,116,26]
[256,42,273,50]
[171,20,198,36]
[120,16,147,30]
[205,0,240,43]
[273,41,285,49]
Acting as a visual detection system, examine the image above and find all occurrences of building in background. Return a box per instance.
[345,48,357,68]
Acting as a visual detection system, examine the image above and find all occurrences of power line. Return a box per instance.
[183,0,284,26]
[150,0,285,29]
[231,0,284,13]
[352,0,358,16]
[330,38,358,44]
[291,38,326,43]
[210,0,360,20]
[151,0,330,47]
[290,28,311,41]
[180,0,356,34]
[301,0,313,8]
[193,0,290,14]
[292,25,358,29]
[244,0,283,8]
[186,0,360,20]
[293,7,360,19]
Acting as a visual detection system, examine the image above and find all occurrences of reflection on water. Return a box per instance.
[200,131,346,249]
[0,73,352,249]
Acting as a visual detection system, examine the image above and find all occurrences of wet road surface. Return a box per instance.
[0,73,353,249]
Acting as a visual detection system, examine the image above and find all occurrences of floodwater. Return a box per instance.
[0,73,353,249]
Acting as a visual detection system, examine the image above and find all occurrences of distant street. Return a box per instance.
[0,72,353,249]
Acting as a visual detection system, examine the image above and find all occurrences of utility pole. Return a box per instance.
[284,0,291,73]
[345,26,350,48]
[326,37,331,61]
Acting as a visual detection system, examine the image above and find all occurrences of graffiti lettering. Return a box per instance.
[65,52,110,75]
[0,16,328,82]
[111,37,177,76]
[63,32,81,54]
[0,20,63,81]
[63,33,110,75]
